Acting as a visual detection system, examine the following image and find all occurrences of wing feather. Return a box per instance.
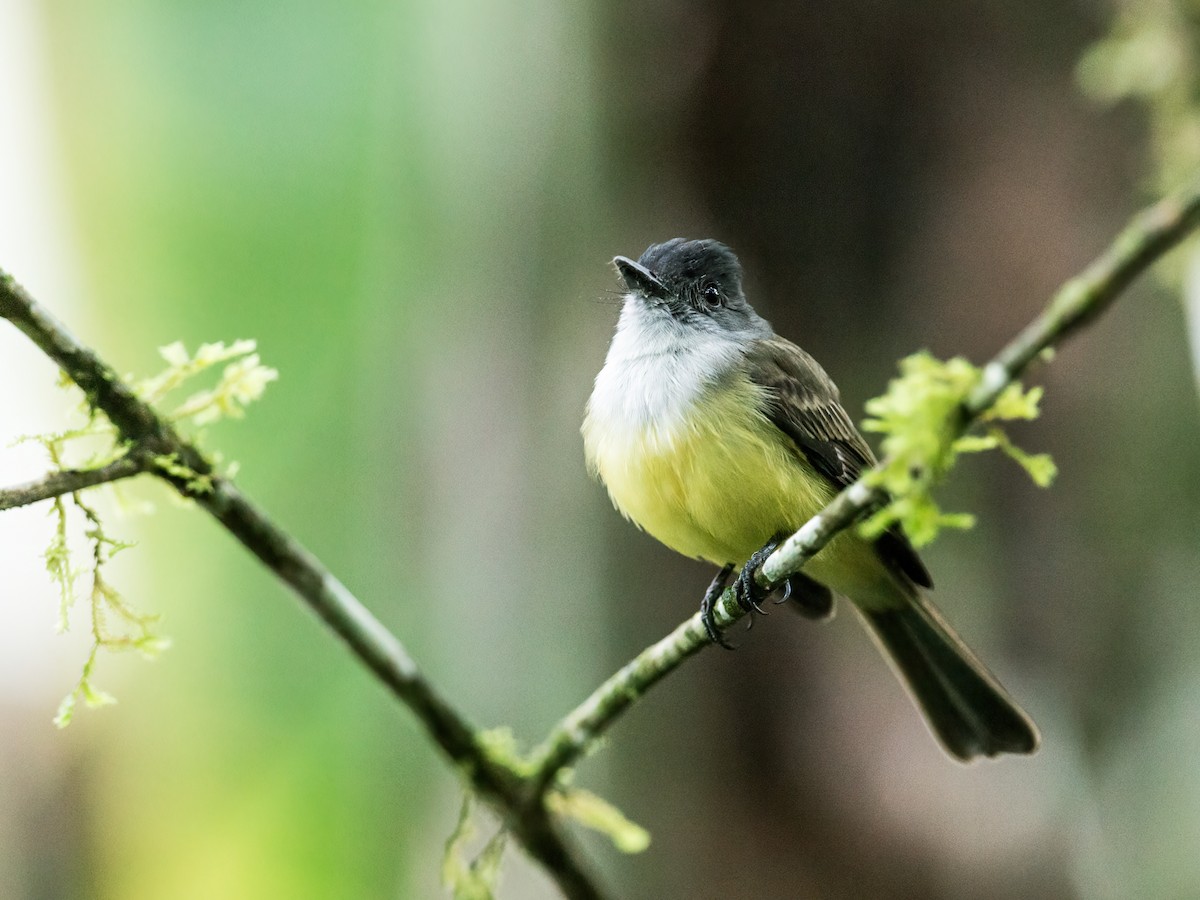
[745,337,933,589]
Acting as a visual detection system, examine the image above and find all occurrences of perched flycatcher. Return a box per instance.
[583,238,1038,761]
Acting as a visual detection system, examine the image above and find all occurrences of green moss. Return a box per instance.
[861,352,1055,547]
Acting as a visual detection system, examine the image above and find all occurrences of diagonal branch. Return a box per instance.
[527,178,1200,788]
[0,273,607,900]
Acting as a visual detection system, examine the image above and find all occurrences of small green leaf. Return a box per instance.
[1024,454,1057,487]
[442,794,506,900]
[937,512,977,531]
[80,679,117,709]
[475,727,534,777]
[469,830,507,898]
[858,507,897,541]
[442,795,476,887]
[952,434,1000,453]
[1001,442,1058,487]
[52,693,76,729]
[547,788,651,854]
[158,341,189,367]
[903,497,944,548]
[136,635,173,659]
[987,383,1044,421]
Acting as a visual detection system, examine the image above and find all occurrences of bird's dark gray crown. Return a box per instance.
[624,237,770,340]
[636,238,744,300]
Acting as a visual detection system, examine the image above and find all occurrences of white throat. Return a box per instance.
[585,296,745,436]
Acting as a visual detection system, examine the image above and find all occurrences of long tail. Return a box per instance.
[861,598,1039,761]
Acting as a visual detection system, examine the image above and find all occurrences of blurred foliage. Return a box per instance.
[1079,0,1200,195]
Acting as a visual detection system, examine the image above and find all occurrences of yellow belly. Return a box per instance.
[584,375,902,608]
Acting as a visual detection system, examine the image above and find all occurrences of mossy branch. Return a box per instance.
[0,272,607,900]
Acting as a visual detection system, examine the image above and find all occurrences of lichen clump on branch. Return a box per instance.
[860,351,1056,547]
[21,339,277,726]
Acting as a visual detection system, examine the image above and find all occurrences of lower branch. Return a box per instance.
[0,271,607,900]
[529,615,710,792]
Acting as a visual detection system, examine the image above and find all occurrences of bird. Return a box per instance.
[582,237,1039,761]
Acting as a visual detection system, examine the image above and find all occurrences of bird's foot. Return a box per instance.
[703,538,824,648]
[734,538,781,616]
[700,563,735,649]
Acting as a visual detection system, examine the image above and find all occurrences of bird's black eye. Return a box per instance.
[701,283,722,308]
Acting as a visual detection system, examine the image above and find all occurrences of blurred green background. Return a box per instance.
[2,1,1200,898]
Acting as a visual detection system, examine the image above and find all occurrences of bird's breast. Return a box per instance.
[583,350,829,565]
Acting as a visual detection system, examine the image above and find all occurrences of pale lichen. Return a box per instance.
[16,338,275,725]
[545,786,651,854]
[442,794,508,900]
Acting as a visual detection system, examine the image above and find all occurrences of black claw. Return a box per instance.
[739,567,769,615]
[700,563,736,650]
[778,571,836,620]
[705,613,736,649]
[774,579,792,605]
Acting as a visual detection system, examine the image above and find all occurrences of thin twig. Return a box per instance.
[527,178,1200,788]
[0,271,607,900]
[0,455,149,512]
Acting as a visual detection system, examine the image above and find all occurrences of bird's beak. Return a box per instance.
[613,256,668,300]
